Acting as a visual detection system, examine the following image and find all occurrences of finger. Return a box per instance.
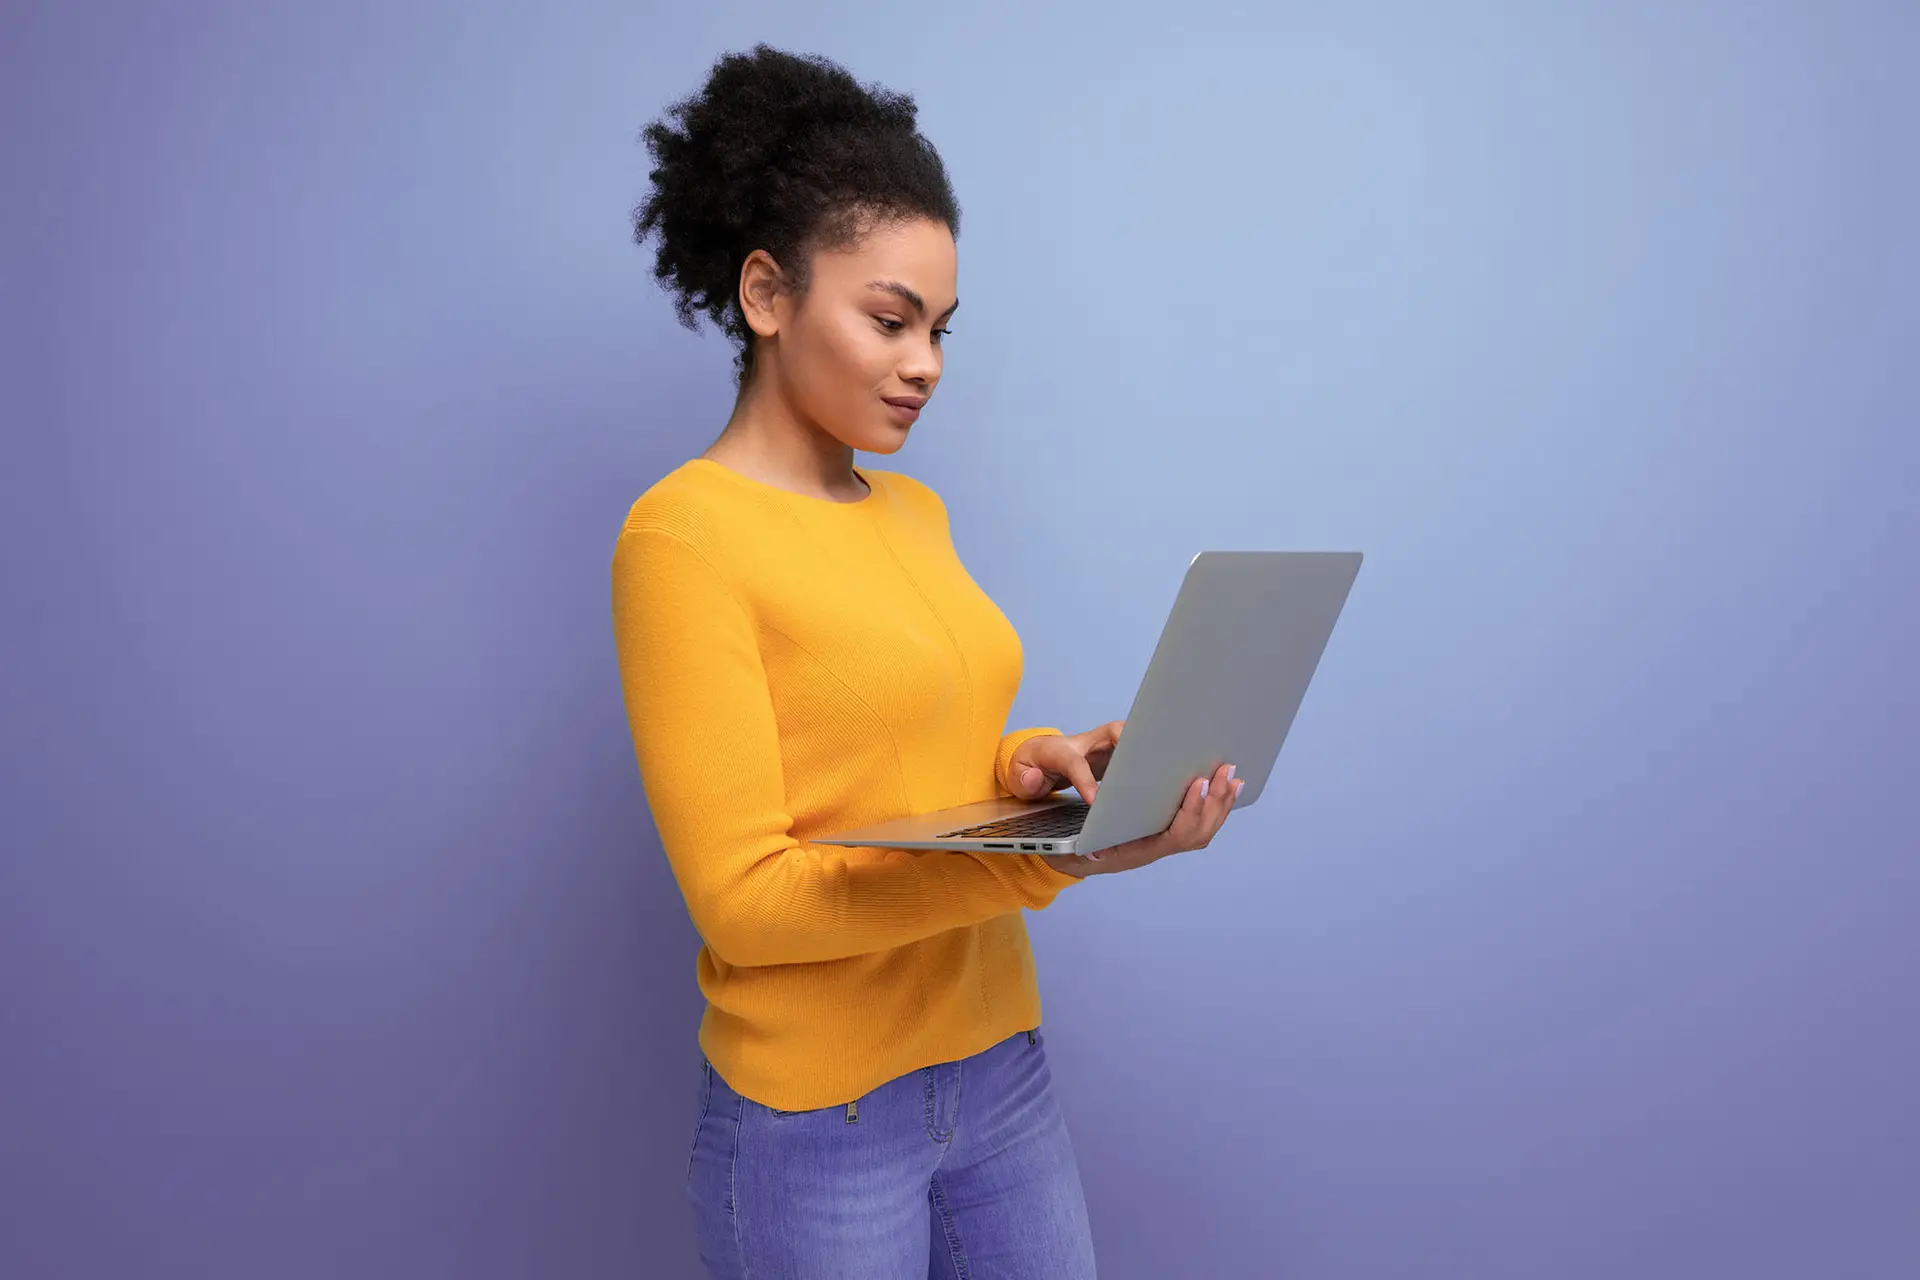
[1094,721,1124,774]
[1077,720,1121,757]
[1168,773,1208,841]
[1061,756,1101,805]
[1179,772,1222,849]
[1205,764,1241,835]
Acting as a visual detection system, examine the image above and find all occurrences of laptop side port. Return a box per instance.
[984,843,1013,849]
[1020,843,1037,850]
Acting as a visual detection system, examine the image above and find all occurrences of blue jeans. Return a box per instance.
[687,1027,1098,1278]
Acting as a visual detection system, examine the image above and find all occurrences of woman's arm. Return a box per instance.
[611,527,1079,969]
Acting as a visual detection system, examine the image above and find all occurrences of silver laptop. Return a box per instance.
[814,550,1363,858]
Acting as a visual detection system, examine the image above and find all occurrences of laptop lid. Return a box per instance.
[1070,550,1362,858]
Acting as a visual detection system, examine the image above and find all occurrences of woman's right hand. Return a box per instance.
[1041,762,1245,879]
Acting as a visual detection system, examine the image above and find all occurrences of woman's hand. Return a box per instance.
[1007,722,1246,879]
[1005,721,1125,804]
[1041,761,1245,879]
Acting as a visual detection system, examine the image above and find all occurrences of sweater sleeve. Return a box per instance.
[611,527,1078,968]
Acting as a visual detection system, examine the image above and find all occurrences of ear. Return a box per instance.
[738,249,788,340]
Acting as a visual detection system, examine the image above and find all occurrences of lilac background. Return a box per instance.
[3,2,1915,1277]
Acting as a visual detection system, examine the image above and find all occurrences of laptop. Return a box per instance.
[814,550,1363,858]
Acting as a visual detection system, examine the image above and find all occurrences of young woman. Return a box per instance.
[614,44,1246,1280]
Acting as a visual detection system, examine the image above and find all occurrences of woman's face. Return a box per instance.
[761,216,958,454]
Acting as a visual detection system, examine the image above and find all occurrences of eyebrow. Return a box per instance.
[866,279,959,320]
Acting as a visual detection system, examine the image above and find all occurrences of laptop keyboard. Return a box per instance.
[937,802,1090,840]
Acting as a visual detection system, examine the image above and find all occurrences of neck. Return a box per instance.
[707,364,866,499]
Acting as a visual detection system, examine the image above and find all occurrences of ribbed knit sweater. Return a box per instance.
[610,458,1081,1111]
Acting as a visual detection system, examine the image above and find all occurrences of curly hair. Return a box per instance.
[633,45,962,390]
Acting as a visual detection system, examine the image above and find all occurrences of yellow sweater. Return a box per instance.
[610,458,1082,1111]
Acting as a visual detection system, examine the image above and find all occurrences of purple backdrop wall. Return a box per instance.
[3,2,1914,1277]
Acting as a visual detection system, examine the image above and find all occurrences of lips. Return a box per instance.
[882,396,927,410]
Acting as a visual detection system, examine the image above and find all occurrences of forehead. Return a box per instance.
[812,217,956,297]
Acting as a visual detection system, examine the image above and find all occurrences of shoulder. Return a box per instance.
[867,466,949,527]
[610,462,757,596]
[617,460,744,549]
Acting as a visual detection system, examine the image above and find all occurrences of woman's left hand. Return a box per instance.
[1006,721,1124,804]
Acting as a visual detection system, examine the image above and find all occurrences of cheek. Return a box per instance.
[795,316,888,400]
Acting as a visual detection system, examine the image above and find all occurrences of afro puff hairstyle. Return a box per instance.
[634,45,962,390]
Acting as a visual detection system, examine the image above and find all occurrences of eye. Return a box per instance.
[876,317,904,332]
[933,327,953,341]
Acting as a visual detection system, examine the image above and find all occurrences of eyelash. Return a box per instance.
[879,318,954,341]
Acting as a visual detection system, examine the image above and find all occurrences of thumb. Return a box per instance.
[1017,764,1053,797]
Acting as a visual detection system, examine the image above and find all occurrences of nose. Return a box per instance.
[897,337,941,386]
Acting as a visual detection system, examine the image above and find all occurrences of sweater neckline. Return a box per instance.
[686,457,882,509]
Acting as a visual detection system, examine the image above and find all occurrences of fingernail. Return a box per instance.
[1199,779,1210,799]
[1226,765,1237,781]
[1234,779,1245,796]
